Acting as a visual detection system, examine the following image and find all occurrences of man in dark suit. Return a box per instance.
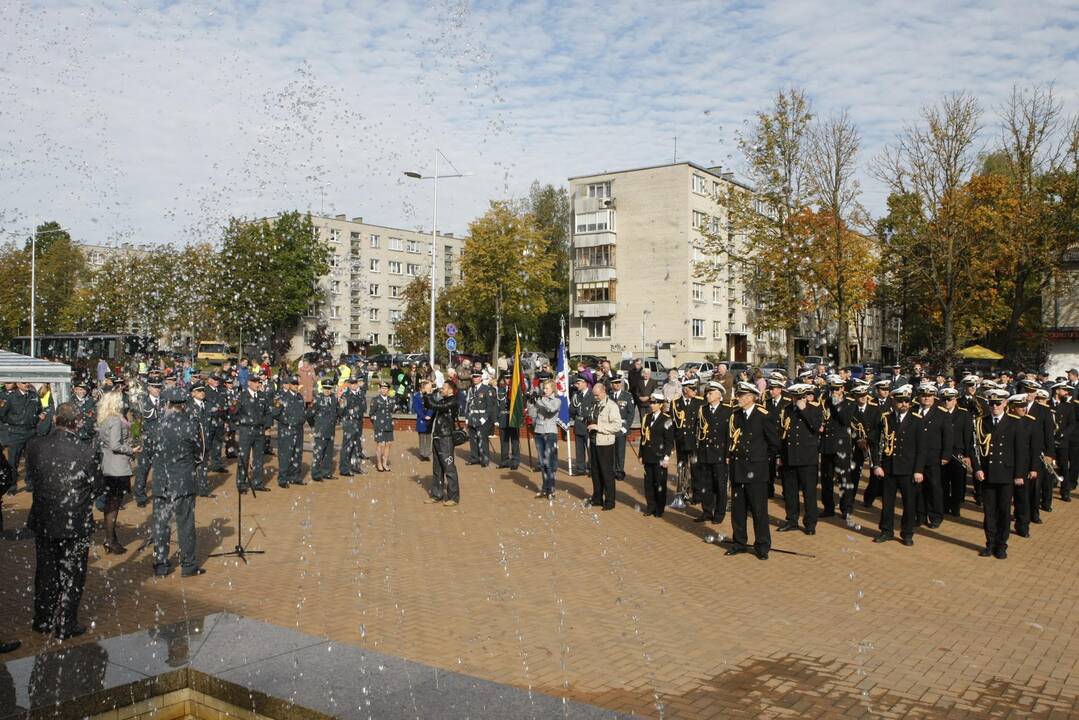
[1,381,44,493]
[872,385,926,546]
[777,383,822,534]
[1010,394,1042,538]
[725,382,780,560]
[851,383,882,507]
[569,377,593,476]
[231,371,271,493]
[27,403,100,639]
[821,376,857,519]
[152,388,205,577]
[639,392,674,517]
[940,387,975,516]
[971,389,1027,559]
[763,377,789,499]
[887,365,908,392]
[694,381,730,525]
[914,384,953,528]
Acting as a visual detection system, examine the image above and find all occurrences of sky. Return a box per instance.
[1,0,1078,247]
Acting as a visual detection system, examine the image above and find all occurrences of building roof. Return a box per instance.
[0,350,72,384]
[569,161,753,191]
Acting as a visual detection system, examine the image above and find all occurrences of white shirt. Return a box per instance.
[744,406,754,420]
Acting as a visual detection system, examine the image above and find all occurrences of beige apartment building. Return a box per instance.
[292,214,466,358]
[1044,245,1079,376]
[567,162,890,368]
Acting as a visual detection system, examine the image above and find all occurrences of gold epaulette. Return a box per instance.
[1024,414,1037,422]
[955,406,968,414]
[755,404,768,415]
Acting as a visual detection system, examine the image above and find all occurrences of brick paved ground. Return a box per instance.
[3,427,1079,719]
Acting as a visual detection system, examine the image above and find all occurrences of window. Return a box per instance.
[350,231,361,240]
[406,239,419,253]
[713,181,721,197]
[585,319,610,338]
[586,182,611,199]
[305,301,321,318]
[692,283,704,301]
[389,309,402,322]
[406,263,420,276]
[369,333,379,344]
[713,321,722,339]
[329,228,340,243]
[387,334,396,347]
[369,259,380,272]
[692,319,705,338]
[331,280,340,295]
[692,210,708,230]
[574,245,614,267]
[368,308,379,321]
[389,237,403,251]
[388,260,402,274]
[389,285,401,298]
[329,254,341,268]
[369,284,380,297]
[576,281,613,303]
[713,286,722,303]
[370,234,380,248]
[330,305,340,319]
[692,174,708,194]
[692,246,705,263]
[575,210,614,233]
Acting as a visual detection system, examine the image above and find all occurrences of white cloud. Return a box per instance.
[1,0,1077,246]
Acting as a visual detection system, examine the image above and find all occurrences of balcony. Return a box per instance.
[573,266,616,284]
[575,301,617,318]
[573,230,616,249]
[574,196,615,215]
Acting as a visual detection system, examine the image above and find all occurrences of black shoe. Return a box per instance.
[994,549,1008,560]
[1016,529,1030,538]
[724,546,746,556]
[601,505,614,511]
[31,623,51,635]
[776,522,798,532]
[693,514,712,523]
[901,537,914,547]
[927,521,941,529]
[0,640,20,653]
[756,551,769,560]
[1062,496,1072,502]
[1042,505,1053,513]
[803,528,816,536]
[278,484,289,489]
[136,500,148,508]
[819,510,836,518]
[872,533,893,543]
[181,567,206,577]
[586,498,601,506]
[154,565,174,577]
[55,624,87,640]
[238,487,249,495]
[978,547,992,557]
[1032,517,1043,524]
[339,472,354,477]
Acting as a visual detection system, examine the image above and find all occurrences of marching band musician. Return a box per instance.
[693,381,730,525]
[820,375,856,520]
[913,383,952,529]
[872,385,925,546]
[763,376,789,499]
[851,383,882,508]
[776,383,822,535]
[724,382,779,560]
[971,389,1028,559]
[639,391,675,517]
[940,387,975,517]
[670,378,703,509]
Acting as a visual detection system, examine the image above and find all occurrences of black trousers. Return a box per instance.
[573,433,589,474]
[942,459,966,515]
[207,421,226,470]
[1068,444,1079,494]
[613,433,627,478]
[277,428,303,486]
[697,461,728,521]
[6,434,33,490]
[588,442,615,509]
[1040,455,1057,509]
[133,439,155,503]
[311,434,334,479]
[982,482,1012,551]
[237,427,265,489]
[430,436,460,502]
[819,453,841,514]
[839,463,860,518]
[783,464,818,529]
[917,461,944,525]
[767,456,779,498]
[643,463,668,516]
[467,425,490,465]
[879,473,916,539]
[33,536,89,634]
[731,481,770,553]
[499,426,520,467]
[339,426,362,474]
[1014,476,1035,533]
[153,494,196,573]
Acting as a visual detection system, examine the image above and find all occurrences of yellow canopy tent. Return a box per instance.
[958,344,1004,360]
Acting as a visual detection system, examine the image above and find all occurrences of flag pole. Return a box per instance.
[562,314,572,476]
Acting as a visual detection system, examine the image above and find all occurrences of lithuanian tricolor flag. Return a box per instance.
[508,333,525,429]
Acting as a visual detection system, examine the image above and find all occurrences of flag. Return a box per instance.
[508,333,525,429]
[555,336,570,429]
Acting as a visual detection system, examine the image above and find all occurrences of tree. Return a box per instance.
[524,182,571,352]
[461,201,558,366]
[700,87,815,374]
[804,111,874,365]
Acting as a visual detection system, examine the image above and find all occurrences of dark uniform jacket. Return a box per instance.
[874,410,926,476]
[233,388,271,430]
[971,413,1027,484]
[340,388,366,431]
[570,391,594,438]
[370,395,395,434]
[137,393,164,438]
[821,395,856,455]
[780,401,823,467]
[465,383,497,430]
[610,388,635,434]
[27,429,101,538]
[1027,402,1054,459]
[852,400,882,460]
[914,404,953,466]
[204,384,227,426]
[273,390,306,430]
[0,389,42,441]
[959,392,987,420]
[945,406,975,461]
[72,395,97,444]
[640,411,675,464]
[425,392,459,439]
[696,402,730,464]
[728,405,780,481]
[671,396,703,453]
[150,409,203,498]
[307,394,341,438]
[1053,398,1076,451]
[186,397,211,440]
[1017,413,1041,474]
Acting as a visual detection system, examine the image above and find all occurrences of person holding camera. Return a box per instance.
[529,380,561,498]
[424,380,461,506]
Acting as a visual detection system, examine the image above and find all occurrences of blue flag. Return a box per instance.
[556,337,570,429]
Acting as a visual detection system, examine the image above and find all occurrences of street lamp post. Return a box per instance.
[404,151,470,368]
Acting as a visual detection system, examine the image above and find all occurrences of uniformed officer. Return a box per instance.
[232,371,271,493]
[496,375,520,470]
[694,380,730,525]
[852,383,882,508]
[872,385,926,546]
[970,389,1027,559]
[203,374,228,473]
[1022,380,1056,515]
[0,380,44,492]
[913,383,952,528]
[370,381,396,471]
[670,378,703,509]
[609,375,635,481]
[424,380,461,505]
[777,383,823,534]
[639,391,674,517]
[151,387,205,577]
[273,375,307,487]
[820,375,856,520]
[186,380,213,497]
[958,375,987,420]
[873,379,892,412]
[70,380,97,445]
[725,382,779,559]
[133,374,164,507]
[887,364,908,391]
[222,376,239,459]
[1009,393,1041,537]
[940,387,975,516]
[763,376,789,499]
[339,376,367,476]
[569,376,593,476]
[307,379,340,481]
[464,371,497,467]
[1050,381,1076,501]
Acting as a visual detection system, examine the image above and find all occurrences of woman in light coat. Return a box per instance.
[97,391,140,553]
[528,380,562,498]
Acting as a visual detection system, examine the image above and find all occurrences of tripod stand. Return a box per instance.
[209,455,266,564]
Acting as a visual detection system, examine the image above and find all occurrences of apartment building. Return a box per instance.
[292,214,466,358]
[1044,245,1079,376]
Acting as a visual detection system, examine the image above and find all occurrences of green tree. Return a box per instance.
[525,182,571,353]
[0,222,86,343]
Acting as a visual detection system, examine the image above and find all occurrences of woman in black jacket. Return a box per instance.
[424,381,461,506]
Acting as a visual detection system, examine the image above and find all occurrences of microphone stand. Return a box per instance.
[209,452,266,564]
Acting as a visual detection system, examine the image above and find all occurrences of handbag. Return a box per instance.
[452,428,469,447]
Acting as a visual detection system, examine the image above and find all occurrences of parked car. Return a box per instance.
[401,352,429,366]
[618,357,670,384]
[727,361,751,378]
[569,354,605,369]
[803,355,825,368]
[677,361,715,381]
[370,353,394,368]
[759,361,787,377]
[844,364,866,380]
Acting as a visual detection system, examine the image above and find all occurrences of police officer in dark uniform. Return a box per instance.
[232,371,270,493]
[133,374,164,507]
[496,375,521,470]
[307,379,340,481]
[777,383,823,534]
[569,376,592,476]
[1010,393,1041,537]
[971,389,1027,558]
[272,375,307,487]
[609,375,635,480]
[887,364,907,391]
[913,383,952,528]
[820,375,856,520]
[851,383,882,507]
[763,376,789,499]
[187,380,213,497]
[872,385,925,546]
[639,391,674,517]
[694,380,730,525]
[1,380,44,492]
[670,378,703,509]
[339,376,366,476]
[70,380,97,445]
[725,382,779,560]
[1050,381,1075,501]
[1023,381,1056,515]
[940,387,975,516]
[203,374,228,472]
[464,371,496,467]
[151,387,205,577]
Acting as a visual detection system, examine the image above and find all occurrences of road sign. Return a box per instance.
[445,337,458,352]
[445,323,458,337]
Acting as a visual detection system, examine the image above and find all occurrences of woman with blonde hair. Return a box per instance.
[96,390,140,553]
